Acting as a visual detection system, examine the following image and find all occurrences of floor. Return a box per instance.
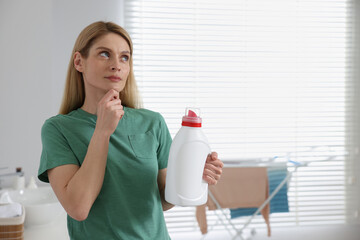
[170,224,360,240]
[23,210,360,240]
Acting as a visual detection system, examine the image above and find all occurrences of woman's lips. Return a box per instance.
[106,76,122,82]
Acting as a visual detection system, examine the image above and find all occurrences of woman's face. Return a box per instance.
[74,32,131,96]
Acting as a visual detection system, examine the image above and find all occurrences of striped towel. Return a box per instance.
[230,167,289,219]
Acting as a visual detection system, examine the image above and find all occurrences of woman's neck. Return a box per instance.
[81,88,107,115]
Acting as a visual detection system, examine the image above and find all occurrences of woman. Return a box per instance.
[38,21,223,239]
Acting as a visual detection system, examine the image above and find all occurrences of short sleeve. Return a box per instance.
[38,118,79,183]
[156,113,172,170]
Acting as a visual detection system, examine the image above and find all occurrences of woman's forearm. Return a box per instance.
[49,129,110,221]
[159,188,174,211]
[67,130,110,215]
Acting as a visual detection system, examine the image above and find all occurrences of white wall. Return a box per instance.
[0,0,123,187]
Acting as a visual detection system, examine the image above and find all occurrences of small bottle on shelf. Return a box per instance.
[13,167,25,190]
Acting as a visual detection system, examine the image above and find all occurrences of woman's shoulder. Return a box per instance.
[41,109,87,130]
[40,115,66,138]
[43,111,74,123]
[43,114,66,126]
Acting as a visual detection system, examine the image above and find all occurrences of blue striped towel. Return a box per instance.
[230,167,289,219]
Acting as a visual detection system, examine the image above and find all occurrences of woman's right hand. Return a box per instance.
[95,89,124,136]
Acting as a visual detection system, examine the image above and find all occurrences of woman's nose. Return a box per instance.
[110,60,121,71]
[111,66,121,71]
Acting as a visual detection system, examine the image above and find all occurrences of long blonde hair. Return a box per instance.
[59,21,142,114]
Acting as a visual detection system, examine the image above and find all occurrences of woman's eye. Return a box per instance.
[100,51,110,58]
[121,55,129,62]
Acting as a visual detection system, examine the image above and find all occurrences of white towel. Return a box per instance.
[0,202,23,218]
[0,191,13,204]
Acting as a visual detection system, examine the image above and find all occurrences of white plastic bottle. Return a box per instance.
[13,167,25,190]
[165,107,211,206]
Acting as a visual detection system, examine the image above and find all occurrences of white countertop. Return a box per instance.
[24,211,69,240]
[0,188,70,239]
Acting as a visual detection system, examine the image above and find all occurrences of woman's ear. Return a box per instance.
[74,52,84,72]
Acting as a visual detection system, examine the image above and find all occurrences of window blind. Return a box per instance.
[123,0,358,235]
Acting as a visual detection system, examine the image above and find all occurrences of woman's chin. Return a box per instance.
[101,86,123,95]
[109,83,125,93]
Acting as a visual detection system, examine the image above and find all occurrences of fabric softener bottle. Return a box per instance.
[165,107,211,206]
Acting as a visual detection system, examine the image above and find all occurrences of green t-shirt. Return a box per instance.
[38,107,172,240]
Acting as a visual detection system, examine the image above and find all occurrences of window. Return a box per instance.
[124,0,358,234]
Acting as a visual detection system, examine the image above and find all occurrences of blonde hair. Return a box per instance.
[59,21,142,114]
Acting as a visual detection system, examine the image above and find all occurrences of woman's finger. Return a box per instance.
[203,169,221,181]
[203,173,219,185]
[210,152,218,160]
[99,89,119,103]
[204,163,222,175]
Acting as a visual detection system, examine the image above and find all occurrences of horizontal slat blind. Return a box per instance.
[124,0,357,235]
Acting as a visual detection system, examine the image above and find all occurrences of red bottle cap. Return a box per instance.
[182,108,202,127]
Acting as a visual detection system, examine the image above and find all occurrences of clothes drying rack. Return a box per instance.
[201,150,337,240]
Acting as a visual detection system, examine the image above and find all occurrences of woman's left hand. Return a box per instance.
[203,152,224,185]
